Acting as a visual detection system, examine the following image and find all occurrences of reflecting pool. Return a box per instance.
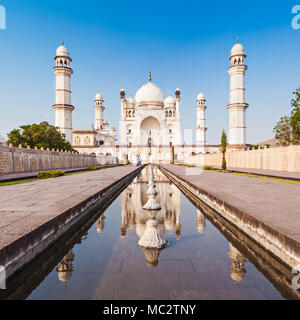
[1,167,298,300]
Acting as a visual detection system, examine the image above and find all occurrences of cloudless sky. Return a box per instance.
[0,0,300,144]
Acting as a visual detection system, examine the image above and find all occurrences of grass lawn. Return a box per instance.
[0,179,37,187]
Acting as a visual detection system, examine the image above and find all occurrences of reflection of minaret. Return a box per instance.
[228,243,247,284]
[96,214,105,235]
[121,209,128,239]
[164,183,181,239]
[196,209,206,234]
[140,247,162,268]
[175,202,181,240]
[56,249,75,284]
[121,185,137,238]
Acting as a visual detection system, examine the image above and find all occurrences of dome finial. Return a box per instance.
[62,40,64,46]
[148,67,152,82]
[237,36,239,43]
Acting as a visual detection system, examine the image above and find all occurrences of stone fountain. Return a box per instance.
[139,165,168,249]
[143,165,160,210]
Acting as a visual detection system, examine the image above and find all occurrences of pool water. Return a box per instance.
[3,167,296,300]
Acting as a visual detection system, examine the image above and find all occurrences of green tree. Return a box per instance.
[7,121,76,151]
[273,88,300,146]
[290,89,300,143]
[221,129,227,170]
[290,88,300,110]
[291,109,300,143]
[273,116,293,146]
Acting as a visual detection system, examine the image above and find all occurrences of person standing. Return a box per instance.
[133,154,138,167]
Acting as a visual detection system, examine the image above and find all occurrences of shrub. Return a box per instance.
[38,170,65,179]
[87,166,101,171]
[203,165,214,171]
[222,157,227,170]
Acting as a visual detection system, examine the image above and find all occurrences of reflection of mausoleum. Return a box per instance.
[120,168,181,240]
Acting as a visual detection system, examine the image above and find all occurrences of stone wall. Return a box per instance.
[0,145,101,175]
[183,145,300,173]
[74,145,220,164]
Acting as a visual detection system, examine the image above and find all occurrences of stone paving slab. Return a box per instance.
[160,164,300,267]
[214,166,300,181]
[0,165,140,251]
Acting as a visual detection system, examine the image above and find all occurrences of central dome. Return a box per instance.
[135,82,165,106]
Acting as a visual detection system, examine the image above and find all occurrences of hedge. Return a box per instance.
[38,170,66,179]
[86,166,101,171]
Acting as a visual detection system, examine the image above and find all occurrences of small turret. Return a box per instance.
[94,92,105,130]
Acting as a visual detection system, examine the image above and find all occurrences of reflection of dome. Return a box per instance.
[56,44,70,57]
[58,271,72,283]
[231,43,245,56]
[135,82,164,105]
[231,270,246,283]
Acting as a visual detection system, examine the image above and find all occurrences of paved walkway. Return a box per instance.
[214,167,300,181]
[0,167,90,183]
[0,165,139,251]
[160,164,300,247]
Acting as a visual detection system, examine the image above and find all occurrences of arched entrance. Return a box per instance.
[140,116,160,146]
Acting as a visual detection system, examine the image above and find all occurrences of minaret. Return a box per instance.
[175,88,182,145]
[227,40,249,146]
[119,89,126,146]
[196,92,207,147]
[94,92,105,130]
[52,42,74,144]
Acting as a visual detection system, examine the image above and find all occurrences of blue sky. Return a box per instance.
[0,0,299,144]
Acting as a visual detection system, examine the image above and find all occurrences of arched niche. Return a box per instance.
[140,116,160,146]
